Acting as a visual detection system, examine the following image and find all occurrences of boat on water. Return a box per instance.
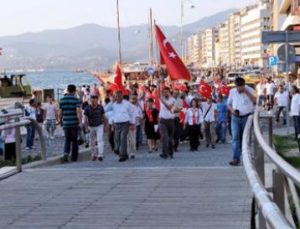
[0,73,32,98]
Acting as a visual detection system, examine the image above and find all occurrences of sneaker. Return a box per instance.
[25,147,31,150]
[92,156,97,161]
[130,155,135,159]
[148,150,153,154]
[119,155,128,162]
[159,154,168,159]
[50,136,54,140]
[98,157,103,162]
[212,145,215,149]
[206,144,209,148]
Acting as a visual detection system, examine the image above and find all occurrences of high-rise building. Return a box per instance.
[229,12,242,67]
[187,33,202,66]
[279,0,300,68]
[218,20,230,67]
[240,0,272,67]
[201,28,218,67]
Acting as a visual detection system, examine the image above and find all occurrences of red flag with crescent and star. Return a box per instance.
[198,80,212,99]
[110,65,128,95]
[155,25,191,81]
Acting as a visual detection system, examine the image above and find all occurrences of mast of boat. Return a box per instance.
[116,0,122,65]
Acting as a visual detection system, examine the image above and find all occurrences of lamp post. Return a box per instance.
[180,0,195,60]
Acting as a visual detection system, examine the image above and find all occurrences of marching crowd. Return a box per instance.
[22,71,300,166]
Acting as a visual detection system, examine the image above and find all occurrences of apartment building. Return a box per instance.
[229,12,242,67]
[279,0,300,67]
[187,33,202,66]
[201,28,218,67]
[240,0,272,67]
[218,21,230,66]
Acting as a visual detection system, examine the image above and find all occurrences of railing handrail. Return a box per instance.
[242,115,293,229]
[253,110,300,187]
[0,116,47,172]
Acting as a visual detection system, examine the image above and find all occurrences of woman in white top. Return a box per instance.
[184,99,203,151]
[291,85,300,140]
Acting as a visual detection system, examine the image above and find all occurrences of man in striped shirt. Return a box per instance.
[59,84,81,162]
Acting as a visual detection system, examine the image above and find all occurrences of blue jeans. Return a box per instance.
[26,125,35,148]
[231,115,248,161]
[215,121,227,143]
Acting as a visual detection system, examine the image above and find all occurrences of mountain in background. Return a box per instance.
[0,9,237,71]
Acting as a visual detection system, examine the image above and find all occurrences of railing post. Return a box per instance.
[273,170,285,214]
[268,116,273,147]
[254,124,265,185]
[14,117,22,172]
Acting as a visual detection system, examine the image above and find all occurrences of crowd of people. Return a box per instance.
[22,69,300,167]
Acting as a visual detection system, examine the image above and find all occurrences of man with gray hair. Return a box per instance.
[110,91,135,162]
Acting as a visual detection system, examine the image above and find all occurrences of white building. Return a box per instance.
[229,12,242,67]
[219,21,230,67]
[201,28,218,67]
[240,0,272,67]
[187,33,202,66]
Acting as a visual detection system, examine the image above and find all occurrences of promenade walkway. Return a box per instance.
[0,143,252,229]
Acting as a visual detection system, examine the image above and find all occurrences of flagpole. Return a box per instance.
[180,0,184,58]
[149,8,154,66]
[116,0,122,65]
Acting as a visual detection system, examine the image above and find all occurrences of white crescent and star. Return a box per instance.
[162,38,177,59]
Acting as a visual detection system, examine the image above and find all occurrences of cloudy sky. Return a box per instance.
[0,0,257,36]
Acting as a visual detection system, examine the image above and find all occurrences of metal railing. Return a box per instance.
[243,110,300,229]
[0,109,46,172]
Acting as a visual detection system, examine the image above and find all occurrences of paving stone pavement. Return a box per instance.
[0,167,251,229]
[3,128,253,229]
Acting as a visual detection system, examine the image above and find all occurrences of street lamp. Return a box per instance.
[181,0,195,59]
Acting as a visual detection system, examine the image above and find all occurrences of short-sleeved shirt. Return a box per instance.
[84,104,105,127]
[216,101,228,122]
[227,86,255,116]
[59,94,80,128]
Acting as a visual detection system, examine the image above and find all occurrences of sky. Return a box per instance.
[0,0,258,37]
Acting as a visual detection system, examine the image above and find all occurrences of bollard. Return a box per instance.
[268,116,273,147]
[14,117,22,172]
[273,170,285,214]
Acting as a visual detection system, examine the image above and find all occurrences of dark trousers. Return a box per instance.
[293,116,300,139]
[173,117,182,150]
[275,106,287,124]
[159,118,174,156]
[63,127,79,161]
[114,122,129,158]
[109,125,115,151]
[136,125,141,149]
[188,124,200,150]
[26,125,35,148]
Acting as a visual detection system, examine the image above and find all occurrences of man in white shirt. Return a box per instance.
[256,78,266,107]
[127,94,143,159]
[159,87,176,159]
[227,77,256,166]
[290,85,300,140]
[274,84,289,125]
[111,91,135,162]
[202,97,217,149]
[266,77,276,110]
[43,96,58,140]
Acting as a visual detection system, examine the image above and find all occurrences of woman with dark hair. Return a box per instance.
[291,85,300,140]
[184,99,202,151]
[144,98,160,153]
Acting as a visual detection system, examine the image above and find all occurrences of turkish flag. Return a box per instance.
[114,65,123,88]
[111,65,128,95]
[198,80,212,99]
[155,25,191,81]
[179,98,189,124]
[219,84,230,97]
